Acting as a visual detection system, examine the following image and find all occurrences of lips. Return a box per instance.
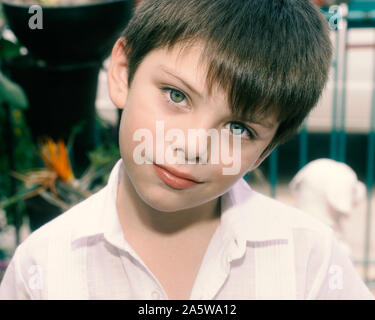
[153,163,203,189]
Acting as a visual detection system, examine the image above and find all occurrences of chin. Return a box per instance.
[130,180,181,212]
[139,184,214,213]
[140,193,185,213]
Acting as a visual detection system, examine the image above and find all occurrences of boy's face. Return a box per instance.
[108,39,279,212]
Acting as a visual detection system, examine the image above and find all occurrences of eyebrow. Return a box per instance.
[158,65,277,130]
[158,65,204,99]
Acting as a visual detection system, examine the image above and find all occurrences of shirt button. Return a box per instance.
[151,290,161,300]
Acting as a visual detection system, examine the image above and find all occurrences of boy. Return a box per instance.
[0,0,374,299]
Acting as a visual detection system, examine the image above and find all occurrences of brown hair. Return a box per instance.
[120,0,332,157]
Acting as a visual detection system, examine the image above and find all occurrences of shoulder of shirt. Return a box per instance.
[252,190,333,234]
[16,185,108,255]
[229,178,334,242]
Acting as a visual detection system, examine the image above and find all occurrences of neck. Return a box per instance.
[116,171,221,238]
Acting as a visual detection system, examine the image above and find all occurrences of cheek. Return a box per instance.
[241,140,271,168]
[119,104,154,166]
[240,151,259,171]
[210,150,252,188]
[218,133,265,171]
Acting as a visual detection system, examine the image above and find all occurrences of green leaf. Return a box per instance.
[0,39,21,60]
[0,71,28,109]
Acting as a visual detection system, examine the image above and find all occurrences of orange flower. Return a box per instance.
[40,138,75,182]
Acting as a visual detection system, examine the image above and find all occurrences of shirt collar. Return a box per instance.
[219,178,290,243]
[71,159,289,245]
[70,159,123,244]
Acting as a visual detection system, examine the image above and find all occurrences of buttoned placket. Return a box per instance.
[189,223,244,300]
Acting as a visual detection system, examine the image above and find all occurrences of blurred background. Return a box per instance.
[0,0,374,297]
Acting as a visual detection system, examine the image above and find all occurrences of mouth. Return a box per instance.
[152,163,203,189]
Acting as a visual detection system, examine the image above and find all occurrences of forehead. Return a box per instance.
[140,43,212,92]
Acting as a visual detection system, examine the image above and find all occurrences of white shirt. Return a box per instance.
[0,160,373,300]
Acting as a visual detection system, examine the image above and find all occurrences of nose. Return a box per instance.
[169,128,211,165]
[167,119,217,165]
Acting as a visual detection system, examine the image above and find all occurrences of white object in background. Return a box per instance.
[0,209,31,254]
[289,158,366,257]
[0,209,17,254]
[95,58,118,126]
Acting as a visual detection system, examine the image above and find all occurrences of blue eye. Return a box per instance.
[161,87,188,108]
[228,122,255,140]
[169,89,185,103]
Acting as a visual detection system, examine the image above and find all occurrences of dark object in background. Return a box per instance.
[2,0,134,65]
[26,195,62,231]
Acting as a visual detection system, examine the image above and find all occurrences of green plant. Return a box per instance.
[0,118,120,212]
[0,6,39,227]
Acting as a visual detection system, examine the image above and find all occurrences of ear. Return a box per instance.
[108,37,129,109]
